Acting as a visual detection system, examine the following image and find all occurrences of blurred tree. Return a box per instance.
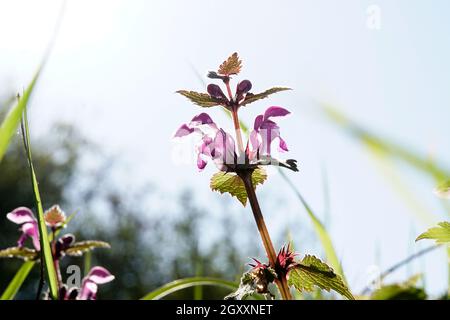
[0,121,257,299]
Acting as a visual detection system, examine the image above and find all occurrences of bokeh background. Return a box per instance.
[0,0,449,299]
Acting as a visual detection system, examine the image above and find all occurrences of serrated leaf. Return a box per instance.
[288,255,354,300]
[176,90,221,108]
[64,240,111,256]
[0,247,38,261]
[210,168,267,206]
[416,221,450,244]
[240,87,291,106]
[435,180,450,199]
[218,52,242,75]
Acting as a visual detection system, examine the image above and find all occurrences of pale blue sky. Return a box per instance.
[0,0,449,297]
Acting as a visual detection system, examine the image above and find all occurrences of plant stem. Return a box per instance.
[240,171,292,300]
[224,80,245,154]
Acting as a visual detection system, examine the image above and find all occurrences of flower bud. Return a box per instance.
[207,84,227,101]
[236,80,252,102]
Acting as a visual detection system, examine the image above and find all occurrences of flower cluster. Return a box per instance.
[1,206,112,300]
[174,106,292,172]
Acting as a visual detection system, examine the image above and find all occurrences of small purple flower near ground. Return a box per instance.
[7,207,40,251]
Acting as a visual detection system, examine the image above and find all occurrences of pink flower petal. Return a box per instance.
[174,124,194,138]
[6,207,35,224]
[86,266,115,284]
[264,106,290,120]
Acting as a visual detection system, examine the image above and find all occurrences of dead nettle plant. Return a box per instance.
[174,53,354,300]
[0,107,113,300]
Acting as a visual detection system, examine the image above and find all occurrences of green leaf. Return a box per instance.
[0,247,38,261]
[141,277,237,300]
[0,71,40,163]
[225,267,277,300]
[416,221,450,244]
[371,275,427,300]
[64,240,111,256]
[176,90,221,108]
[218,52,242,75]
[210,167,267,206]
[435,180,450,199]
[241,87,291,107]
[278,169,346,283]
[21,109,59,300]
[288,255,354,300]
[0,261,35,300]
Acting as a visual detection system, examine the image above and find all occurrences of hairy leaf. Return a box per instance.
[288,255,354,300]
[176,90,221,108]
[0,247,38,261]
[416,221,450,244]
[64,240,111,256]
[240,87,291,106]
[210,168,267,206]
[218,52,242,75]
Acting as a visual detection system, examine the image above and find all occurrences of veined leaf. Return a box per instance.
[141,277,237,300]
[0,261,35,300]
[176,90,221,108]
[278,169,346,283]
[416,221,450,244]
[64,240,111,256]
[218,52,242,76]
[22,109,59,300]
[241,87,291,107]
[210,167,267,206]
[0,247,38,261]
[288,255,354,300]
[0,71,40,163]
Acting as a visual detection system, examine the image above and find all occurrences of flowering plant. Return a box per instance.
[175,53,353,300]
[0,205,113,300]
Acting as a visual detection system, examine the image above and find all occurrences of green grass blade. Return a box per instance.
[141,277,238,300]
[278,169,346,283]
[0,71,41,163]
[322,105,449,181]
[21,110,59,300]
[0,261,36,300]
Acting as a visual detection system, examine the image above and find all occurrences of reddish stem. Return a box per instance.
[240,171,292,300]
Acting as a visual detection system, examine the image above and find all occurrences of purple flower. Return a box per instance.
[58,266,114,300]
[174,113,235,171]
[175,106,292,171]
[6,207,40,251]
[249,106,290,159]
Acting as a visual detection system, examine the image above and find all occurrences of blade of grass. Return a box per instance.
[0,73,40,163]
[322,105,450,182]
[0,261,36,300]
[21,109,59,299]
[278,168,346,283]
[141,277,238,300]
